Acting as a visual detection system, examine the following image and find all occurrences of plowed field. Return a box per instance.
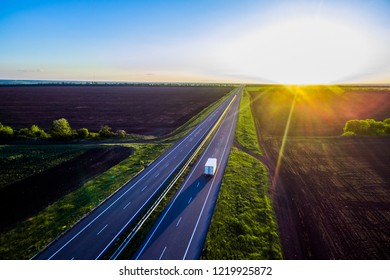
[250,86,390,259]
[0,85,232,136]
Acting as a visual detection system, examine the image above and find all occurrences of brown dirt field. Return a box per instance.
[264,137,390,259]
[0,146,133,232]
[0,85,232,136]
[250,86,390,136]
[251,86,390,259]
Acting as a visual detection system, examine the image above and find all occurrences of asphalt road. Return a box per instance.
[134,86,242,260]
[35,87,240,260]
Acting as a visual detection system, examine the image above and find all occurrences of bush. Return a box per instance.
[342,131,356,136]
[366,119,385,135]
[116,130,126,138]
[343,118,389,136]
[76,128,89,139]
[343,120,369,135]
[30,125,48,139]
[0,123,14,140]
[99,125,114,138]
[49,118,73,140]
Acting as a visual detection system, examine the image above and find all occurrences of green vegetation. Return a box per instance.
[236,88,262,156]
[49,118,73,140]
[0,118,128,141]
[202,148,282,259]
[202,87,281,259]
[0,145,91,189]
[0,89,234,259]
[98,125,115,138]
[0,143,167,259]
[343,118,390,136]
[0,123,14,140]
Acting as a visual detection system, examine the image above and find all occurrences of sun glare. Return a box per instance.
[231,17,376,84]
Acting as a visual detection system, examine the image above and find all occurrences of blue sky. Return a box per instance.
[1,0,390,83]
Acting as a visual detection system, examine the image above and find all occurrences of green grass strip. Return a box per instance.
[236,88,262,156]
[202,85,281,259]
[0,143,167,259]
[202,147,282,259]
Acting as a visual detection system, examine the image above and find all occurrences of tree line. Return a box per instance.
[343,118,390,136]
[0,118,126,141]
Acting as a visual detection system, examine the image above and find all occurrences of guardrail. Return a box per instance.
[109,92,238,260]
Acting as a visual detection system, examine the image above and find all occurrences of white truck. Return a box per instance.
[204,158,217,176]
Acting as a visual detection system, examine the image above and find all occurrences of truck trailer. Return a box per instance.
[204,158,217,176]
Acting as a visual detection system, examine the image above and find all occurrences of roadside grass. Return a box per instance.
[202,86,282,260]
[162,87,236,143]
[236,88,262,156]
[202,148,282,259]
[0,86,234,259]
[109,94,231,259]
[0,143,167,259]
[0,145,92,189]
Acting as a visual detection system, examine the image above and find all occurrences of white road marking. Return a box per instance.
[71,257,75,260]
[159,247,167,260]
[165,163,169,167]
[127,93,241,260]
[183,101,237,260]
[188,197,192,204]
[196,182,200,188]
[176,217,182,227]
[135,106,230,259]
[141,185,148,192]
[44,97,231,260]
[97,224,108,236]
[123,201,131,210]
[155,173,160,178]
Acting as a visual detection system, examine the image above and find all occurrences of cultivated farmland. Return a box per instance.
[250,86,390,259]
[0,85,232,136]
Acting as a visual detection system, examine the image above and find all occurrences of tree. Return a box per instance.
[0,123,14,140]
[365,119,385,135]
[30,124,48,139]
[76,128,89,139]
[343,120,369,135]
[49,118,72,139]
[99,125,114,138]
[115,129,126,138]
[16,127,32,139]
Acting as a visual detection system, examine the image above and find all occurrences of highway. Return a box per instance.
[35,87,241,260]
[134,86,242,260]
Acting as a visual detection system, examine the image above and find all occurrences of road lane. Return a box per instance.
[35,87,240,260]
[134,86,242,260]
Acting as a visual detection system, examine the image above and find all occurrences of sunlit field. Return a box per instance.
[250,85,390,259]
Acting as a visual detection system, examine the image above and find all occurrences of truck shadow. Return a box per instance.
[135,174,212,257]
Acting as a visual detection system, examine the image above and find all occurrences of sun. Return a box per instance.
[231,16,375,84]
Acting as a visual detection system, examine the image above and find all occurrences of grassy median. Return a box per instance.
[0,143,167,259]
[202,87,282,260]
[235,87,262,156]
[0,88,234,260]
